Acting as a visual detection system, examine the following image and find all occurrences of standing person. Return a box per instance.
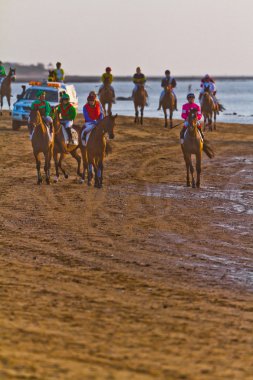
[54,62,65,82]
[157,69,178,110]
[57,93,77,144]
[82,94,104,143]
[0,61,6,87]
[180,93,203,144]
[30,90,53,132]
[132,67,148,98]
[98,67,116,103]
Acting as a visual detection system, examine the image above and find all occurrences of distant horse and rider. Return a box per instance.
[132,67,148,125]
[0,66,16,116]
[180,95,214,188]
[157,70,178,128]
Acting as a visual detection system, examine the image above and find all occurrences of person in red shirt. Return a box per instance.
[180,93,203,144]
[82,94,104,142]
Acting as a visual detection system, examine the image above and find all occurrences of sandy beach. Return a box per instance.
[0,112,253,380]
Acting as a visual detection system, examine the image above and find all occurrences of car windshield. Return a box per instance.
[24,89,58,102]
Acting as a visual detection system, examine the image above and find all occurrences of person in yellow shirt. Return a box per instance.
[98,67,115,102]
[54,62,65,82]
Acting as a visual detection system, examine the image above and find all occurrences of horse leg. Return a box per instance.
[196,153,202,188]
[87,163,93,186]
[58,153,68,178]
[169,109,173,129]
[163,108,168,128]
[135,107,139,124]
[7,95,11,116]
[185,156,191,187]
[209,115,212,132]
[70,149,82,178]
[189,158,195,188]
[80,148,87,184]
[96,161,103,188]
[34,153,42,185]
[108,103,112,116]
[214,112,217,130]
[140,107,144,125]
[44,151,51,185]
[53,151,60,183]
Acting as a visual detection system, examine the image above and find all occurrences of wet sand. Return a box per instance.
[0,112,253,380]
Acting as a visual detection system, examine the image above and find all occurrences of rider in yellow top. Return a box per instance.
[98,67,116,103]
[132,67,148,100]
[54,62,65,82]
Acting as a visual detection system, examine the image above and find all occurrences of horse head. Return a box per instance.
[9,67,16,82]
[187,109,198,134]
[165,84,173,92]
[103,114,117,139]
[29,109,44,129]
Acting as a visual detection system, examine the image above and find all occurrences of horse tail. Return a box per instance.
[203,140,215,159]
[218,102,225,112]
[105,141,112,156]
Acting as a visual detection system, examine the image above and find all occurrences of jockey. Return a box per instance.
[180,93,203,144]
[54,62,65,82]
[58,93,77,144]
[132,67,147,97]
[82,94,104,141]
[199,74,217,104]
[98,67,116,102]
[157,69,178,111]
[0,61,6,87]
[31,90,53,132]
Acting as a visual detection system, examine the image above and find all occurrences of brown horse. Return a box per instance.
[181,108,214,188]
[29,109,54,185]
[161,85,176,128]
[201,89,218,131]
[52,110,82,182]
[133,85,147,125]
[79,115,117,188]
[99,78,114,115]
[0,67,16,115]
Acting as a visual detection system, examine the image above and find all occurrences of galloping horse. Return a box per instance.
[79,115,117,188]
[52,109,82,182]
[201,89,217,131]
[181,108,214,188]
[133,85,147,125]
[99,77,114,115]
[161,85,176,128]
[0,67,16,115]
[29,109,54,185]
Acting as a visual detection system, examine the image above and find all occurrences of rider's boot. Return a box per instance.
[66,127,74,144]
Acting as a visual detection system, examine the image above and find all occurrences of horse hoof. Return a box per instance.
[64,174,69,179]
[46,179,50,185]
[187,183,190,187]
[192,184,196,189]
[9,112,12,116]
[79,179,84,184]
[54,176,59,183]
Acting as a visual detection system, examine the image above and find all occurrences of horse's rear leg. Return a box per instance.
[7,96,11,116]
[169,110,173,129]
[0,96,3,116]
[214,112,217,130]
[70,149,82,178]
[163,108,168,128]
[95,161,103,188]
[140,107,144,125]
[185,157,191,187]
[44,152,51,185]
[53,151,60,183]
[58,153,68,178]
[87,163,93,186]
[34,154,42,185]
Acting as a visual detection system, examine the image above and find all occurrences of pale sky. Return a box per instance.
[1,0,253,76]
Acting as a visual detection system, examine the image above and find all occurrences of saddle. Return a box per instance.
[61,124,78,146]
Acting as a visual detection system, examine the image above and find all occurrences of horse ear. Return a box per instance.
[113,114,118,119]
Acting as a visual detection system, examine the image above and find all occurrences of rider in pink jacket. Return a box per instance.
[180,93,203,143]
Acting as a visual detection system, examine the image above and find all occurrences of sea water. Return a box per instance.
[10,79,253,124]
